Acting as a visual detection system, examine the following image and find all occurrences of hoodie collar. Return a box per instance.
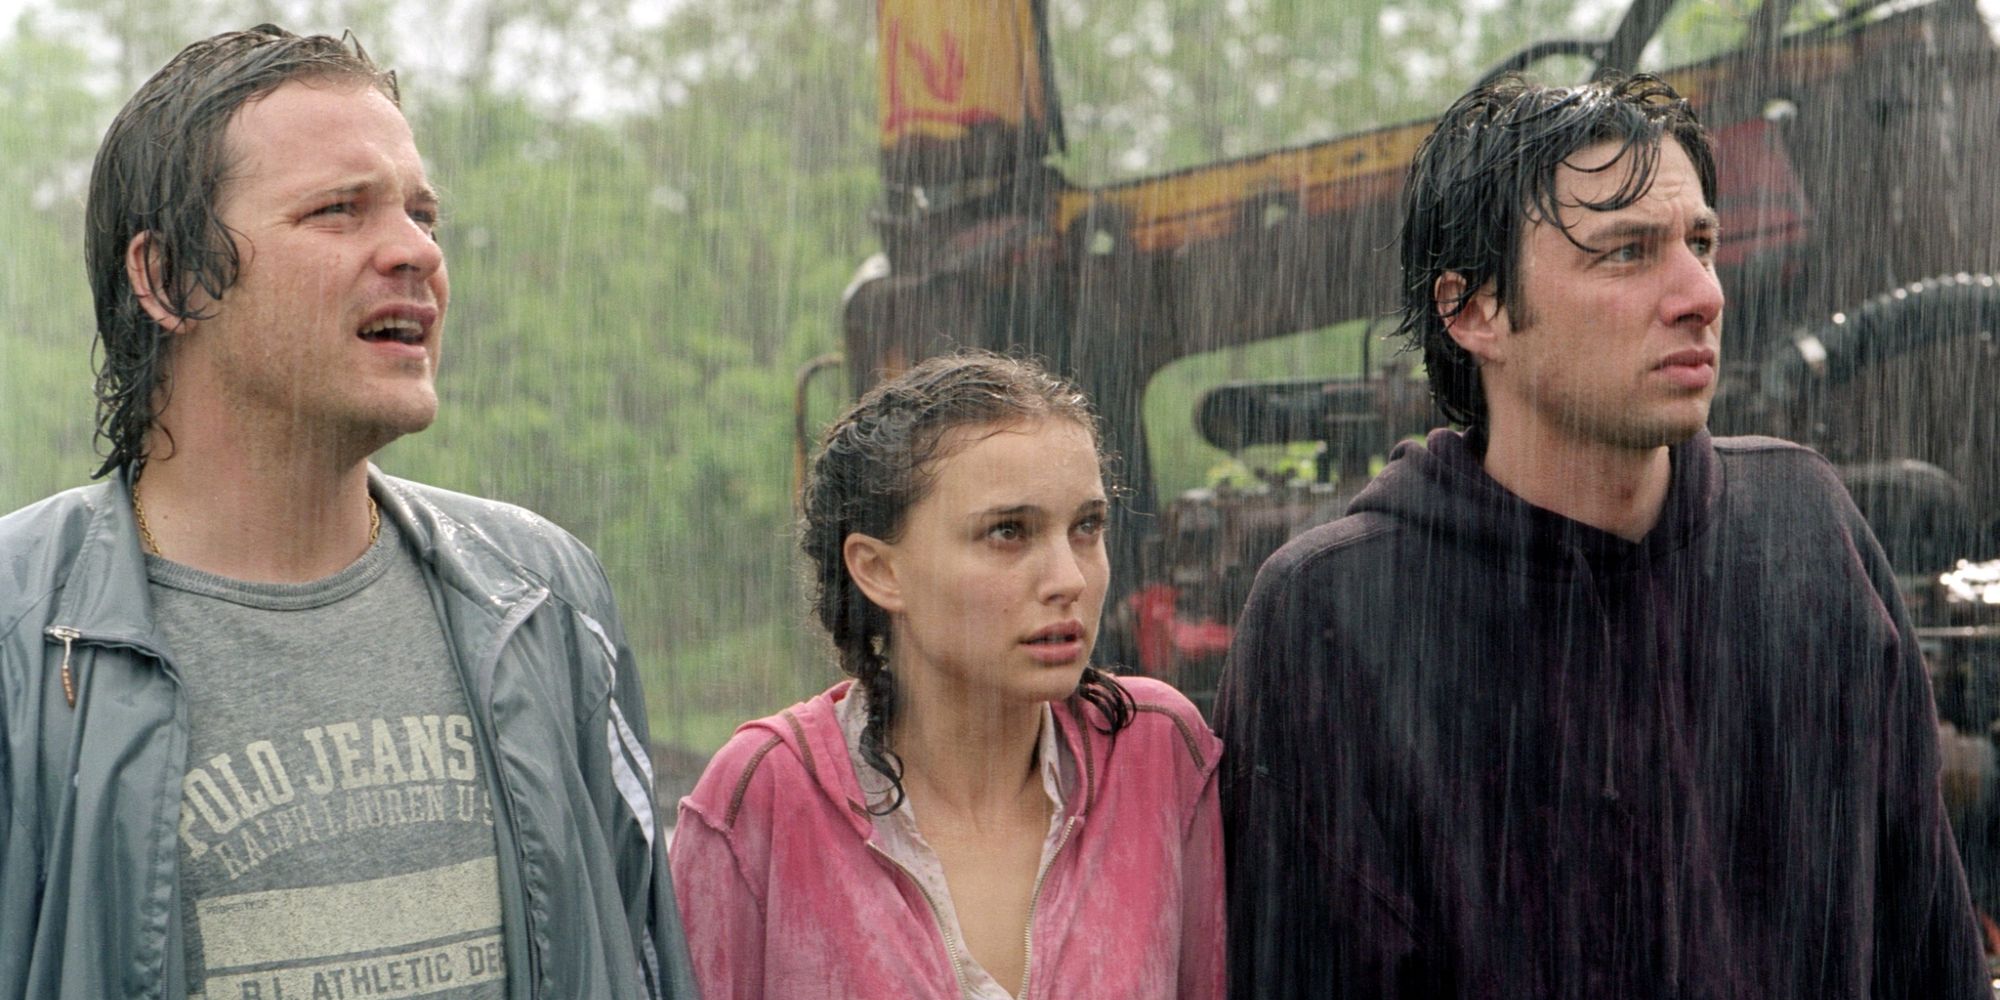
[1347,427,1721,577]
[834,681,1070,820]
[779,681,1103,841]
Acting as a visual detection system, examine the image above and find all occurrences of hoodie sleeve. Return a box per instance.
[1179,749,1227,1000]
[669,796,767,1000]
[1849,505,1989,997]
[1216,538,1429,999]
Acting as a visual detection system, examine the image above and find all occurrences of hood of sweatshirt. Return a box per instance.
[1345,426,1723,579]
[733,680,1111,843]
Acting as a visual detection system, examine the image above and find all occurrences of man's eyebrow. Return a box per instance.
[1574,211,1720,247]
[1577,219,1667,244]
[304,180,441,205]
[300,182,364,202]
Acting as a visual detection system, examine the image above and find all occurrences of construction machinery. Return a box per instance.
[796,0,2000,927]
[817,0,2000,711]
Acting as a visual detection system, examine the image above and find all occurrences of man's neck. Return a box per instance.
[133,432,380,584]
[1480,421,1676,543]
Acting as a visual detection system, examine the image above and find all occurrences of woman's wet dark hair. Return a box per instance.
[1395,72,1716,429]
[801,351,1135,812]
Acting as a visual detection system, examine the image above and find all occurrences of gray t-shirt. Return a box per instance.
[151,516,507,1000]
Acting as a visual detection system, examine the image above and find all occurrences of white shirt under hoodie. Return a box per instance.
[834,686,1076,1000]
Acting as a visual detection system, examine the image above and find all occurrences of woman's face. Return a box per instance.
[856,417,1110,706]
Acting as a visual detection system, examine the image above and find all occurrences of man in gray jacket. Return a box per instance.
[0,25,697,1000]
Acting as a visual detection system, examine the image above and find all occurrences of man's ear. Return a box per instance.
[843,532,906,615]
[1436,271,1508,363]
[124,231,191,333]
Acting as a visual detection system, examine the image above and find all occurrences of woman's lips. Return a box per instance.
[1024,621,1087,664]
[1023,638,1087,665]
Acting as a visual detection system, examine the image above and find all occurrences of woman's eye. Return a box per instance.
[310,201,357,218]
[986,521,1026,543]
[1604,243,1643,263]
[1073,516,1106,539]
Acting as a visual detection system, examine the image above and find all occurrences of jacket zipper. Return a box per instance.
[868,842,970,997]
[46,626,81,707]
[35,625,186,992]
[1016,816,1078,1000]
[426,574,552,999]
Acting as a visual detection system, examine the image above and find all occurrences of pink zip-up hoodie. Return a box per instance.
[670,676,1224,1000]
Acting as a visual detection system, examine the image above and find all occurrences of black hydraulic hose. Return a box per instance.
[1767,273,2000,408]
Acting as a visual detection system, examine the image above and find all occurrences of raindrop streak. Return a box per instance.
[2,0,1997,986]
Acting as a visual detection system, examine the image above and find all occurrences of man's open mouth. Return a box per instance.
[359,317,424,344]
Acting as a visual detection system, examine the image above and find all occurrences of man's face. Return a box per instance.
[158,77,448,454]
[1466,138,1723,452]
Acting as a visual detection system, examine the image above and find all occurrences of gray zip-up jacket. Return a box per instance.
[0,470,699,1000]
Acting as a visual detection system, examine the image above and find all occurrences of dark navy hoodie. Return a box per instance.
[1218,428,1985,999]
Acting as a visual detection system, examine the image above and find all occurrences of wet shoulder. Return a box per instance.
[1709,435,1852,507]
[1711,434,1837,474]
[1711,433,1826,462]
[0,481,109,556]
[379,474,612,600]
[384,475,578,554]
[679,696,836,833]
[0,481,102,536]
[1253,508,1403,592]
[0,483,112,638]
[1109,676,1221,777]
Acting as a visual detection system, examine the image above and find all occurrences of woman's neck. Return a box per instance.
[885,663,1047,821]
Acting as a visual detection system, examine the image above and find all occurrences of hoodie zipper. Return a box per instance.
[869,842,970,996]
[1016,815,1079,1000]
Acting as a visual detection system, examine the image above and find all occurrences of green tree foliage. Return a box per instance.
[1048,0,1626,178]
[0,24,104,505]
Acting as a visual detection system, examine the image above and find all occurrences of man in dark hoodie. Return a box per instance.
[1215,73,1988,998]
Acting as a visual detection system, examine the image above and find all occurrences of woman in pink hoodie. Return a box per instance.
[670,352,1224,1000]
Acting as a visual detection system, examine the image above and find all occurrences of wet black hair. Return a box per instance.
[1394,73,1717,429]
[801,351,1135,813]
[84,24,400,477]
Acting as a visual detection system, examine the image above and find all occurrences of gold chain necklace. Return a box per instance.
[130,481,380,557]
